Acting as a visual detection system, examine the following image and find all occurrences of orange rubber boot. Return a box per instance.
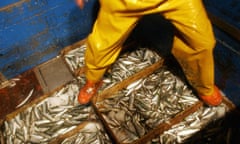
[199,86,223,106]
[78,80,103,104]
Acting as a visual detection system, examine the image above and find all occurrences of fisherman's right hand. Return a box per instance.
[75,0,85,9]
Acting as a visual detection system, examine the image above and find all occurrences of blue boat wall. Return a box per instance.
[203,0,240,108]
[0,0,240,108]
[0,0,99,78]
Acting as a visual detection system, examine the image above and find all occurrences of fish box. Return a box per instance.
[0,76,112,143]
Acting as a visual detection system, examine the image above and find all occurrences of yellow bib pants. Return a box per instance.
[85,0,216,96]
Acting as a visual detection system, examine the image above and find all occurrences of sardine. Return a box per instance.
[16,88,34,108]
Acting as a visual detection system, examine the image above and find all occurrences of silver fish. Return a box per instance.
[16,88,34,108]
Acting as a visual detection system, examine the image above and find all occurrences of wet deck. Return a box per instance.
[0,70,44,120]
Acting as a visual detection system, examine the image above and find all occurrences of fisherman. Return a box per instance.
[75,0,223,106]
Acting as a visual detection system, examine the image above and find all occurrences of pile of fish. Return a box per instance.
[2,79,111,144]
[150,103,228,144]
[61,121,112,144]
[64,45,86,72]
[64,45,161,85]
[64,45,230,143]
[97,67,200,143]
[1,45,230,143]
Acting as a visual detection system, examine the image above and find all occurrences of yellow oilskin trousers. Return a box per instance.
[85,0,216,96]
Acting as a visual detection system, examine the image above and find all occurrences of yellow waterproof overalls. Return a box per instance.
[84,0,216,96]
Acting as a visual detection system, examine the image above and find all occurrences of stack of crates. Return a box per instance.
[0,41,234,144]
